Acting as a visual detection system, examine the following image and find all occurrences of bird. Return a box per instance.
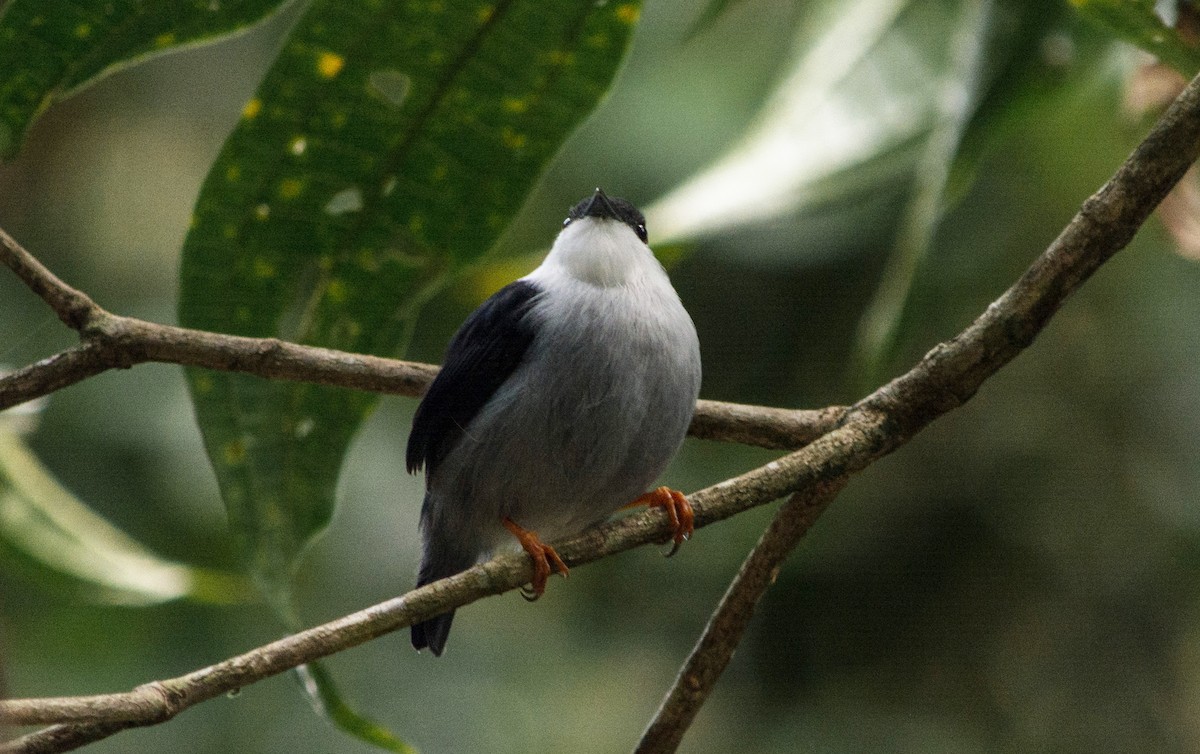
[405,188,702,656]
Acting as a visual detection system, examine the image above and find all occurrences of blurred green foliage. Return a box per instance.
[2,0,1200,752]
[1072,0,1200,75]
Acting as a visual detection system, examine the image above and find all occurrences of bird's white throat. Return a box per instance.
[533,217,663,289]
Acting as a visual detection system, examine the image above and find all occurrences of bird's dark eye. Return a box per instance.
[635,224,648,243]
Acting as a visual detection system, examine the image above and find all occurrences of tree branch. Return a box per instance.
[631,64,1200,753]
[4,63,1199,754]
[636,478,848,754]
[0,227,841,451]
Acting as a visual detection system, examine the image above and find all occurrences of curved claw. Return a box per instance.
[627,486,694,556]
[503,517,569,599]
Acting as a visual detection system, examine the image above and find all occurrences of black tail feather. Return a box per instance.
[411,610,456,656]
[411,543,474,656]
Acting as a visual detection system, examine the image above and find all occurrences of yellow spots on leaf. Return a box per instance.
[428,50,446,65]
[357,249,380,273]
[587,33,608,48]
[288,135,308,156]
[427,0,444,12]
[242,98,262,120]
[544,50,575,66]
[317,51,345,79]
[235,305,252,322]
[615,3,640,25]
[501,127,527,150]
[476,4,494,23]
[74,23,92,38]
[408,214,425,234]
[192,373,213,394]
[260,498,285,529]
[502,97,529,114]
[318,255,335,271]
[225,164,241,182]
[326,279,349,303]
[431,164,448,181]
[222,439,246,465]
[330,110,348,128]
[294,417,316,439]
[222,223,238,239]
[154,32,176,48]
[278,178,304,199]
[252,258,276,278]
[255,203,271,220]
[382,175,398,196]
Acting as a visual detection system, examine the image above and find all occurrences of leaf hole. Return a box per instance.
[368,70,412,108]
[324,187,364,216]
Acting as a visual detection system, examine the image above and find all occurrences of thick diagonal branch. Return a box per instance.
[631,61,1200,754]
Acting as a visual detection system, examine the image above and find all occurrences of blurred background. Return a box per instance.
[4,0,1200,751]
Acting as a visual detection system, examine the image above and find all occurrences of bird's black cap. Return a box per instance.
[564,188,648,243]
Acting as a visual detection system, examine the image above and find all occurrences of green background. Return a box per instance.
[4,0,1200,751]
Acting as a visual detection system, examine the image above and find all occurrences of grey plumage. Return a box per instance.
[407,190,701,655]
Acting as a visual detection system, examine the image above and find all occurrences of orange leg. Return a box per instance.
[502,517,569,600]
[624,486,694,556]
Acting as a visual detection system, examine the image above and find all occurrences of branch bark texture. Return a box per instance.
[2,68,1200,754]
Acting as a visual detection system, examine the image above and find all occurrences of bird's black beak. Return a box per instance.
[579,188,619,221]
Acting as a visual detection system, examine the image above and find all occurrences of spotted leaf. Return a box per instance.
[178,0,640,615]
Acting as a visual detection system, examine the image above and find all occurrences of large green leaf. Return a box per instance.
[852,0,995,383]
[1071,0,1200,75]
[0,425,251,606]
[179,0,642,600]
[0,0,293,158]
[644,0,926,245]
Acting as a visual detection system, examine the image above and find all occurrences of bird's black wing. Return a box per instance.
[406,279,542,480]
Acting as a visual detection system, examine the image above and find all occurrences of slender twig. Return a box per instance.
[632,61,1200,754]
[637,478,848,754]
[0,226,843,451]
[4,63,1200,754]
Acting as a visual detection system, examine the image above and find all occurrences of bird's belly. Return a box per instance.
[435,323,696,552]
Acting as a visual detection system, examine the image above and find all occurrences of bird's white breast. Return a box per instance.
[425,215,701,553]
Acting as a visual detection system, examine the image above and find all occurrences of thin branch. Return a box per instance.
[0,228,843,451]
[636,478,848,754]
[3,62,1200,754]
[0,441,851,749]
[632,60,1200,754]
[0,226,99,330]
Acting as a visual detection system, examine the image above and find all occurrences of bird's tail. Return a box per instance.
[411,544,476,656]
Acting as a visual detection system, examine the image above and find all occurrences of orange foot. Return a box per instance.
[502,517,569,601]
[626,486,694,557]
